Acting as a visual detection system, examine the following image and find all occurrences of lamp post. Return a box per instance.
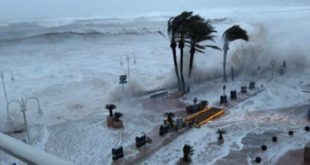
[120,54,136,96]
[1,69,15,121]
[120,54,136,83]
[271,60,275,78]
[7,97,43,144]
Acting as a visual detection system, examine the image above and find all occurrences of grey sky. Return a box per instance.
[0,0,308,21]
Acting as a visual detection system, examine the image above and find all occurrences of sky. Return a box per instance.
[0,0,309,21]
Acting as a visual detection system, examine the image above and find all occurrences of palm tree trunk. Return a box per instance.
[223,50,228,82]
[219,133,223,140]
[170,40,181,91]
[179,36,186,93]
[183,155,188,162]
[180,49,186,93]
[188,45,195,92]
[109,109,113,117]
[223,40,229,82]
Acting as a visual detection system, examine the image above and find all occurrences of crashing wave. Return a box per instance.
[0,26,164,43]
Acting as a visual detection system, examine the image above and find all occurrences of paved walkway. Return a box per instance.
[113,86,266,164]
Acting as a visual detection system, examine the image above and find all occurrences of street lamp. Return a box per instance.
[120,54,136,96]
[7,97,43,144]
[120,54,136,81]
[1,69,15,121]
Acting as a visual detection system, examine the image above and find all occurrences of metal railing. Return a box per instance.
[0,132,73,165]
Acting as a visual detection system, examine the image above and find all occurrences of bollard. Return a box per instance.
[159,125,170,136]
[255,157,261,163]
[135,135,147,148]
[230,90,237,100]
[220,95,228,104]
[241,86,247,94]
[112,146,124,161]
[249,81,255,89]
[261,145,267,151]
[272,136,278,142]
[289,131,294,136]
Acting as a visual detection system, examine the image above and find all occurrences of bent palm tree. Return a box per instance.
[168,11,193,91]
[185,19,220,92]
[222,25,248,82]
[177,14,204,93]
[105,104,116,117]
[182,144,194,162]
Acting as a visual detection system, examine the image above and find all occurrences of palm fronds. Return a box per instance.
[222,25,248,82]
[217,129,227,135]
[167,11,194,40]
[114,112,123,121]
[223,25,249,42]
[105,104,116,117]
[105,104,116,110]
[183,144,194,162]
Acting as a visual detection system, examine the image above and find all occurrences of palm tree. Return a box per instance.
[105,104,116,117]
[164,112,175,127]
[170,12,206,93]
[114,112,123,121]
[182,144,194,163]
[217,129,227,140]
[185,19,220,91]
[177,14,204,93]
[222,25,249,82]
[168,11,193,91]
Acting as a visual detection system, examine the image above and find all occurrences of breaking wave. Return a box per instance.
[0,28,164,43]
[0,16,169,43]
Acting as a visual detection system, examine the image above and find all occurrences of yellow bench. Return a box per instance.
[185,106,225,127]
